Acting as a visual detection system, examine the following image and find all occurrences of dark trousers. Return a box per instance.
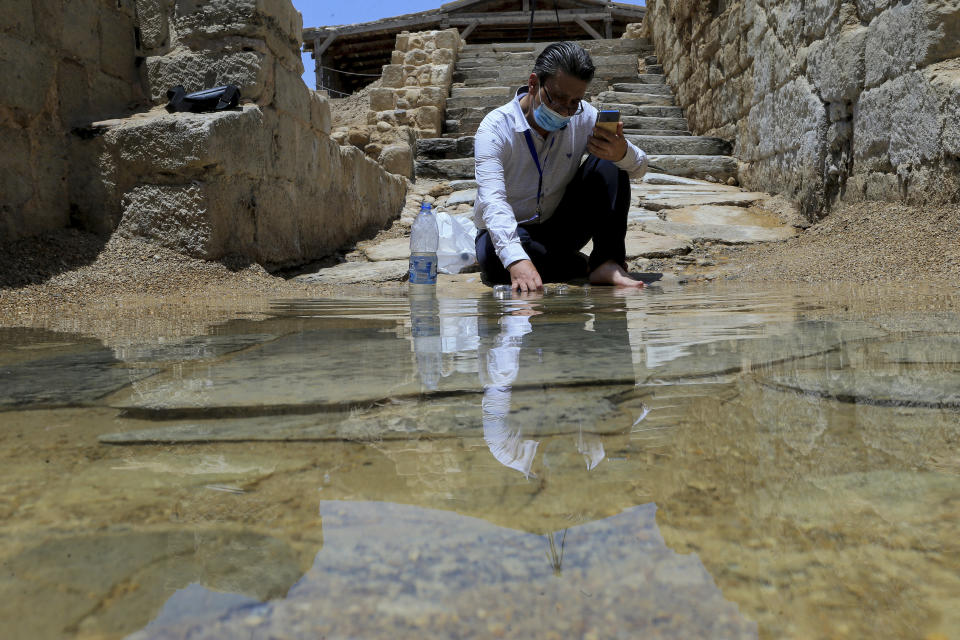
[476,155,631,285]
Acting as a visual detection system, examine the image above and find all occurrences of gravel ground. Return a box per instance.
[719,201,960,284]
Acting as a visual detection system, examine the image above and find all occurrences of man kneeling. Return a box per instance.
[473,41,649,292]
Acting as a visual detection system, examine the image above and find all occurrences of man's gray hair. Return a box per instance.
[532,42,596,83]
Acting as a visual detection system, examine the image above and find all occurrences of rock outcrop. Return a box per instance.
[642,0,960,219]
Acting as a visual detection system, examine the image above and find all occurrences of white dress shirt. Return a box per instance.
[473,89,649,269]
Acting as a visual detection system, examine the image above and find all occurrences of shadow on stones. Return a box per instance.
[0,229,107,289]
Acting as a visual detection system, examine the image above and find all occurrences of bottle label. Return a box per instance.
[409,254,438,285]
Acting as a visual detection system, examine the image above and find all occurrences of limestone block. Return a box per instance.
[381,65,404,88]
[369,88,397,111]
[145,49,272,104]
[854,71,943,170]
[865,0,960,88]
[404,49,429,66]
[172,0,303,66]
[395,33,410,51]
[430,64,452,86]
[61,0,99,63]
[378,144,413,178]
[347,127,370,149]
[417,86,445,109]
[803,0,841,42]
[434,29,460,51]
[408,34,425,50]
[273,62,310,124]
[364,142,383,159]
[431,47,455,65]
[99,8,139,83]
[57,60,90,127]
[117,184,220,258]
[391,51,403,64]
[0,127,33,210]
[721,41,739,75]
[309,90,331,135]
[414,106,442,136]
[4,0,35,39]
[931,67,960,157]
[101,106,268,180]
[0,35,54,120]
[807,26,869,102]
[401,87,422,104]
[855,0,893,23]
[135,0,169,51]
[89,71,138,119]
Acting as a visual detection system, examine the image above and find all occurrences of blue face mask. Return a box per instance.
[532,86,573,131]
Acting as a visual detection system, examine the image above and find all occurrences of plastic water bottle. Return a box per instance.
[409,202,439,291]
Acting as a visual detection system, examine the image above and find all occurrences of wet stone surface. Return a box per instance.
[1,284,959,640]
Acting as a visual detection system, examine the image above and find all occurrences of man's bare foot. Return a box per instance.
[588,260,645,287]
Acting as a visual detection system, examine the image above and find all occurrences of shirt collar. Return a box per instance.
[509,87,534,134]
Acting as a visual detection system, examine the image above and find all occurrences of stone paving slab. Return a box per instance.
[447,189,477,206]
[362,238,409,262]
[639,173,724,186]
[293,260,409,284]
[761,370,960,409]
[641,219,796,244]
[625,229,691,258]
[639,192,770,210]
[664,205,791,229]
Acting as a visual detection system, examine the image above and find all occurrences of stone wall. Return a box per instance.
[642,0,960,218]
[2,0,406,267]
[368,29,463,138]
[329,28,463,179]
[1,0,144,241]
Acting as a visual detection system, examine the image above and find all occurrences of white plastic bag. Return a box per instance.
[435,211,478,274]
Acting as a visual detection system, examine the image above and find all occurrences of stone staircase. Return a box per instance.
[415,39,736,182]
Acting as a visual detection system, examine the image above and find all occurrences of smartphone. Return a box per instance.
[596,110,620,133]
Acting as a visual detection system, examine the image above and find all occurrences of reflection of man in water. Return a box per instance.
[479,293,634,477]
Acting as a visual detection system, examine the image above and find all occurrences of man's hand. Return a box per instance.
[507,259,543,293]
[588,120,628,162]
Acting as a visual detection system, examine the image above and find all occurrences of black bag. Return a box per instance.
[166,85,241,113]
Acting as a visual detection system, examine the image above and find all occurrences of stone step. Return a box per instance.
[623,128,692,136]
[416,136,475,160]
[599,83,673,96]
[415,158,476,179]
[595,103,685,118]
[613,78,668,89]
[626,135,732,155]
[645,155,738,181]
[594,91,675,106]
[643,55,659,65]
[644,64,664,74]
[445,95,511,111]
[445,106,497,122]
[450,86,513,98]
[622,115,689,130]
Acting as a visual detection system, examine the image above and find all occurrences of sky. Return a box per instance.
[293,1,646,89]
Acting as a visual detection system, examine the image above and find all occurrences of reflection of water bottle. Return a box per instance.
[409,291,441,390]
[409,202,438,292]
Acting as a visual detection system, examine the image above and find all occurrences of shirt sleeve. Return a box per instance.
[614,139,649,178]
[474,119,530,268]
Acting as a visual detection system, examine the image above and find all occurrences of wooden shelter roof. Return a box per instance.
[304,0,646,95]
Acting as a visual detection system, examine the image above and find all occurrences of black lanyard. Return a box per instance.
[522,129,554,220]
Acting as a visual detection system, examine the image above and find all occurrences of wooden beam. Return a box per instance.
[574,16,603,39]
[604,17,613,39]
[522,0,530,10]
[459,20,480,40]
[316,33,337,57]
[448,10,609,25]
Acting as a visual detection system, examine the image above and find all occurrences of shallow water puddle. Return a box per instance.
[0,284,958,639]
